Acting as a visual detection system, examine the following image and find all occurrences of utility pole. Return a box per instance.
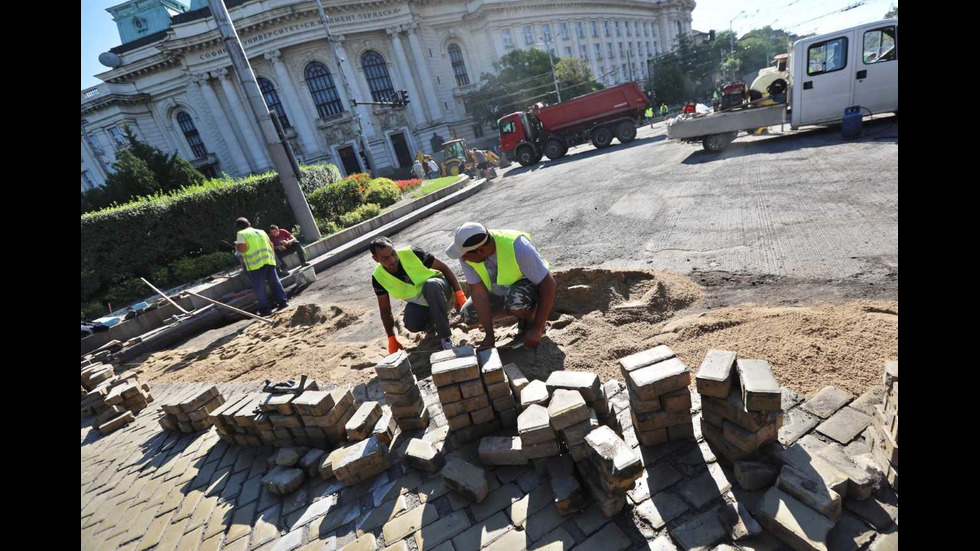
[539,35,561,103]
[312,0,375,173]
[206,0,321,241]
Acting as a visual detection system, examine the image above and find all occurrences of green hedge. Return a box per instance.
[365,178,401,208]
[80,165,339,319]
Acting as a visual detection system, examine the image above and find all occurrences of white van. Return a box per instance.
[667,18,898,151]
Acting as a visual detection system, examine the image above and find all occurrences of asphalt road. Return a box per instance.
[300,116,898,321]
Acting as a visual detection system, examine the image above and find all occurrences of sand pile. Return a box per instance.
[134,268,897,399]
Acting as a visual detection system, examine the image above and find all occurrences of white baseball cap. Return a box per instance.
[445,222,490,259]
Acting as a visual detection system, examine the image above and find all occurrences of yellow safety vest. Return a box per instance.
[372,248,443,300]
[465,230,550,291]
[237,228,277,271]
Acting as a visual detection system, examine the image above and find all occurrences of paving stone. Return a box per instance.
[376,350,413,380]
[815,407,872,445]
[619,345,677,374]
[843,488,898,531]
[510,483,554,526]
[816,444,876,501]
[528,526,575,551]
[519,404,556,445]
[676,463,732,509]
[525,503,566,542]
[503,363,530,395]
[340,533,375,551]
[288,493,339,530]
[299,449,327,479]
[262,465,305,495]
[584,426,642,490]
[773,441,850,499]
[645,535,680,551]
[521,380,550,408]
[252,505,282,549]
[826,512,876,551]
[414,510,471,550]
[755,487,833,551]
[311,502,360,538]
[640,491,691,530]
[345,402,383,441]
[572,503,612,536]
[478,348,507,384]
[404,438,444,472]
[848,386,885,417]
[471,482,525,522]
[547,389,589,430]
[383,503,438,542]
[696,350,737,398]
[546,455,587,516]
[417,477,449,503]
[270,528,306,551]
[733,461,778,491]
[778,408,821,447]
[800,386,854,419]
[451,511,512,550]
[722,496,763,540]
[777,465,842,522]
[431,345,475,365]
[735,359,781,412]
[383,543,409,551]
[574,522,631,551]
[545,371,600,402]
[440,457,489,503]
[729,531,784,551]
[479,437,526,466]
[485,528,529,551]
[432,356,481,387]
[627,461,683,504]
[670,507,728,551]
[628,358,690,400]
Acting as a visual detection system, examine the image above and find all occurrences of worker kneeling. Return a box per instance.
[445,223,556,350]
[370,237,467,353]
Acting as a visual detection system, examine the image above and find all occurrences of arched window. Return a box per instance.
[305,62,344,118]
[448,44,470,86]
[361,51,395,102]
[176,111,208,158]
[257,78,290,129]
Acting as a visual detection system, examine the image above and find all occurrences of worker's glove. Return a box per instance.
[387,335,404,354]
[454,290,467,311]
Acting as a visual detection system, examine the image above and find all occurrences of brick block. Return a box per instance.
[380,370,419,395]
[545,371,600,402]
[523,439,560,459]
[444,393,489,417]
[619,345,676,376]
[375,350,412,380]
[430,345,475,365]
[801,386,854,419]
[502,363,529,395]
[661,388,692,412]
[318,447,347,479]
[385,385,422,407]
[736,359,781,412]
[179,386,220,412]
[372,407,396,446]
[548,455,588,515]
[333,436,393,485]
[299,449,326,478]
[291,390,334,416]
[498,407,517,428]
[258,393,296,415]
[460,379,484,399]
[734,461,779,490]
[628,358,690,401]
[404,438,444,472]
[97,411,134,434]
[432,356,481,387]
[584,426,642,491]
[395,407,430,431]
[261,466,304,495]
[440,457,489,503]
[816,407,872,445]
[391,400,424,419]
[755,487,833,551]
[479,437,526,465]
[345,401,383,441]
[632,409,691,433]
[883,360,898,388]
[485,380,511,400]
[548,389,589,430]
[776,465,842,522]
[492,393,516,411]
[477,348,506,385]
[471,405,495,424]
[518,404,555,445]
[723,419,779,453]
[636,427,669,447]
[447,412,472,430]
[270,413,302,429]
[696,349,737,398]
[667,420,695,441]
[627,384,663,413]
[559,409,598,445]
[437,384,463,403]
[520,380,549,408]
[702,389,783,432]
[577,461,627,517]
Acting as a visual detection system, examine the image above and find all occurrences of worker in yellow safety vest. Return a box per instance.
[235,217,288,316]
[370,236,468,353]
[445,222,556,349]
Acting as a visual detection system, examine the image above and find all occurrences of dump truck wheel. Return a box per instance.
[702,132,736,153]
[615,122,637,143]
[592,127,613,149]
[544,140,566,160]
[516,145,538,167]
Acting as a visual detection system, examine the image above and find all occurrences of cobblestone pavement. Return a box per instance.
[82,378,897,551]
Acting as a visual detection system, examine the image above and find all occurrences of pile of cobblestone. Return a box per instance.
[157,385,225,433]
[869,360,898,491]
[430,346,499,442]
[375,350,429,431]
[81,366,154,434]
[620,345,695,445]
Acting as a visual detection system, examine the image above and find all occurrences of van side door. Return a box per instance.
[852,23,898,114]
[797,32,854,126]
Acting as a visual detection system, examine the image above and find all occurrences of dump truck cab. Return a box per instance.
[498,112,535,163]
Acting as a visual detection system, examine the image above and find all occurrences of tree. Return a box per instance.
[735,27,801,81]
[81,125,205,213]
[466,49,601,129]
[885,5,898,18]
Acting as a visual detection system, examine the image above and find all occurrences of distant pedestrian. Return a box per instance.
[235,217,287,316]
[426,158,440,179]
[660,102,669,120]
[412,158,425,179]
[269,225,309,276]
[683,101,696,114]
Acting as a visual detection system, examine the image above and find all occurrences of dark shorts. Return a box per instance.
[459,278,539,325]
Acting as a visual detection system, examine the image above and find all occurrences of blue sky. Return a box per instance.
[81,0,897,90]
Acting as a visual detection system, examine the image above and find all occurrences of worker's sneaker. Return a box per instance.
[273,302,289,311]
[511,319,530,342]
[440,338,455,350]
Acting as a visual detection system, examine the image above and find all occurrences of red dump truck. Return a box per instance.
[498,82,650,166]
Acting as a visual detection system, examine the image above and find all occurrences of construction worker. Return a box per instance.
[269,224,309,277]
[234,217,288,316]
[370,236,467,353]
[660,102,669,119]
[445,222,555,350]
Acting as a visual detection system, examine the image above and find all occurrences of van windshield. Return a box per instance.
[500,121,515,134]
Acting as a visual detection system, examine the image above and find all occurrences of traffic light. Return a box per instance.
[400,90,410,106]
[709,30,716,41]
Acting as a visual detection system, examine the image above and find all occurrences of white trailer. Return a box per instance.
[667,18,898,152]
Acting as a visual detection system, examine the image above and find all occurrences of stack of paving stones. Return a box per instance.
[375,350,430,431]
[290,386,353,447]
[869,360,899,491]
[80,362,114,392]
[578,426,643,517]
[430,346,499,442]
[619,345,695,446]
[518,404,560,460]
[81,369,152,418]
[478,348,518,427]
[157,385,224,433]
[549,388,599,462]
[324,435,394,486]
[545,370,609,421]
[503,362,530,408]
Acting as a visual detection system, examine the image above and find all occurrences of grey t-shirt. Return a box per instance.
[460,235,549,296]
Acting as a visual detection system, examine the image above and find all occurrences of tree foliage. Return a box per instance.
[734,27,802,81]
[467,49,602,129]
[81,126,206,213]
[885,4,898,18]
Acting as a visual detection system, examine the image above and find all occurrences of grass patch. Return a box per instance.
[407,176,464,198]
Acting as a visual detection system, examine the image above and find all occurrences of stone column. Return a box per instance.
[388,26,427,126]
[194,73,251,174]
[331,35,377,138]
[405,23,443,122]
[216,67,271,170]
[659,17,671,53]
[265,49,319,156]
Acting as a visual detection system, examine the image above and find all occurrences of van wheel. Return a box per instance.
[516,145,538,167]
[615,122,637,143]
[543,140,567,160]
[591,127,614,149]
[703,132,736,153]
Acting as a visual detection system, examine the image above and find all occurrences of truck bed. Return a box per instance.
[667,104,788,140]
[533,82,648,133]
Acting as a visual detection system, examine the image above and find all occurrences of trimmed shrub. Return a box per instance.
[365,178,401,208]
[307,172,371,223]
[337,203,382,228]
[298,163,342,195]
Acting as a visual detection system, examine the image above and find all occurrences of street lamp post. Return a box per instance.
[728,10,757,81]
[538,36,561,103]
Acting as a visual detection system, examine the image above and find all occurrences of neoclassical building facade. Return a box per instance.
[81,0,695,189]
